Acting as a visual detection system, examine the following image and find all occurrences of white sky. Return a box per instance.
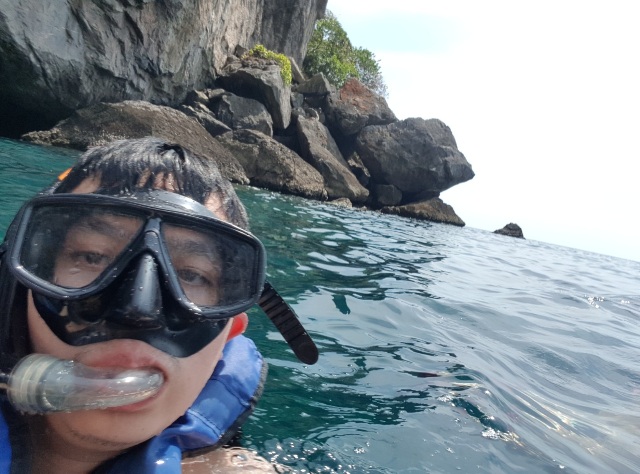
[328,0,640,262]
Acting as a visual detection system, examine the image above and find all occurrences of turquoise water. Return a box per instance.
[2,138,640,473]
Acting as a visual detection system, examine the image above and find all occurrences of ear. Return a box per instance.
[226,313,248,341]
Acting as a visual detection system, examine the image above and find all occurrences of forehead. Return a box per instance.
[69,176,228,222]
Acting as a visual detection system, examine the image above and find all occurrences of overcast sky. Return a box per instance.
[327,1,639,262]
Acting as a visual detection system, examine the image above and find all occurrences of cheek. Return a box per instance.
[171,323,230,396]
[160,324,230,423]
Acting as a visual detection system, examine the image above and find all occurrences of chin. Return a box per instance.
[46,396,184,450]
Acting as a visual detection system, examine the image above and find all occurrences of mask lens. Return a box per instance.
[19,205,144,289]
[162,221,262,309]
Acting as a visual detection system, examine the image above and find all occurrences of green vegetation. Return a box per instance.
[244,44,292,86]
[303,11,387,96]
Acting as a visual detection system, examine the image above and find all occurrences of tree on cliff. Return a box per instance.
[303,11,388,97]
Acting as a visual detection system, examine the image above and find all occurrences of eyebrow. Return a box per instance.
[74,213,141,240]
[167,237,219,263]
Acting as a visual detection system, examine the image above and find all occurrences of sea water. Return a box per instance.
[1,138,639,473]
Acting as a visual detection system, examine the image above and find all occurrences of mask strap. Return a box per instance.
[258,282,319,365]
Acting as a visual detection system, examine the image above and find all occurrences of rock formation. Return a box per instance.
[22,100,248,183]
[217,56,292,131]
[10,0,476,227]
[356,118,474,198]
[324,78,397,136]
[216,129,327,201]
[494,223,525,239]
[0,0,327,137]
[381,198,466,227]
[296,115,369,203]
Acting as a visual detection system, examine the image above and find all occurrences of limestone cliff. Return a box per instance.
[0,0,327,137]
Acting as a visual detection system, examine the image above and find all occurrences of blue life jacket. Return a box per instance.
[0,335,267,473]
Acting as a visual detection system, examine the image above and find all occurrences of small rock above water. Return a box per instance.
[494,223,525,239]
[381,197,465,227]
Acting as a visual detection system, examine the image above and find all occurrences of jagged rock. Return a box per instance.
[0,0,326,136]
[291,92,305,109]
[216,129,326,201]
[217,58,291,130]
[381,197,465,226]
[210,93,273,136]
[356,118,475,197]
[178,103,232,137]
[184,88,226,108]
[296,73,333,96]
[325,78,397,136]
[252,1,328,66]
[494,223,525,239]
[21,100,248,184]
[296,115,369,203]
[345,151,370,188]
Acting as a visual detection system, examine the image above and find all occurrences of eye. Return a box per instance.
[72,251,113,268]
[177,268,214,287]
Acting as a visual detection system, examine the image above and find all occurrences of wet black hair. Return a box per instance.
[54,137,249,229]
[0,137,250,362]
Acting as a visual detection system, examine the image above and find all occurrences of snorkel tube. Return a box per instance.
[0,354,164,414]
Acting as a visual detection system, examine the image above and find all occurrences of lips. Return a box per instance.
[74,339,171,386]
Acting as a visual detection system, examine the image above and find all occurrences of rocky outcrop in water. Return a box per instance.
[356,118,475,198]
[216,129,327,201]
[381,197,466,226]
[0,0,327,137]
[22,100,249,183]
[11,0,475,226]
[296,115,369,203]
[494,223,525,239]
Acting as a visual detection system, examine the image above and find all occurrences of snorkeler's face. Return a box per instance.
[12,180,264,357]
[25,176,249,451]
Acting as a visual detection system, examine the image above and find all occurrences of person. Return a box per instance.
[0,137,317,473]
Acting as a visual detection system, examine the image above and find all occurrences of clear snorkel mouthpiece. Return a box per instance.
[0,354,164,414]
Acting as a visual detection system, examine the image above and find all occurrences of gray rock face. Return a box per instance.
[356,118,475,197]
[216,129,327,201]
[211,93,274,137]
[296,73,333,96]
[217,59,291,130]
[21,100,248,183]
[178,103,232,137]
[325,78,397,136]
[296,115,369,204]
[0,0,326,136]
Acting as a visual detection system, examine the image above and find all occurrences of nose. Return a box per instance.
[106,253,164,328]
